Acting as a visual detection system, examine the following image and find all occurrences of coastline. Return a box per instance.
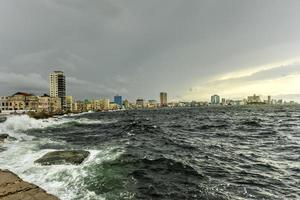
[0,169,59,200]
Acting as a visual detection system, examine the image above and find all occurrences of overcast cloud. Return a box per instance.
[0,0,300,101]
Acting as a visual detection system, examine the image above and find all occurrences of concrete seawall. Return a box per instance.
[0,169,59,200]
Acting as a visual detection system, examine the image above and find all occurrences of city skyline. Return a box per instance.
[0,1,300,102]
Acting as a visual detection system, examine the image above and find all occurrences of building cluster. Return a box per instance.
[0,70,298,114]
[0,71,170,114]
[208,94,297,106]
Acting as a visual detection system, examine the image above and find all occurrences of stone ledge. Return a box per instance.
[0,170,59,200]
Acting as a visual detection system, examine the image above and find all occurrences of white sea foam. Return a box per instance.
[0,114,122,200]
[0,114,115,138]
[0,138,123,200]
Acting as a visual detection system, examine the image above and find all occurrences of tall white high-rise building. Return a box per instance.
[50,71,66,110]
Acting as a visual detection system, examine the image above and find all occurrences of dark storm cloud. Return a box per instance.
[1,0,300,100]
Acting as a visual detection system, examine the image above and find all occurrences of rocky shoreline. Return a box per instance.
[0,135,60,199]
[0,169,59,200]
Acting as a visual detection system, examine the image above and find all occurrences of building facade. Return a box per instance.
[50,71,66,110]
[211,95,221,105]
[8,92,39,112]
[136,99,145,108]
[0,96,9,112]
[160,92,168,107]
[65,96,74,112]
[114,95,123,107]
[38,94,51,113]
[50,97,62,113]
[247,94,262,104]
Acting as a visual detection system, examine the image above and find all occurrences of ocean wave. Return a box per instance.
[0,115,115,138]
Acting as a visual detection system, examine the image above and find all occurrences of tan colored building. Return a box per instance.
[50,97,62,113]
[0,96,9,112]
[100,99,110,110]
[74,101,87,113]
[65,96,74,112]
[109,102,118,110]
[8,92,39,112]
[38,94,51,113]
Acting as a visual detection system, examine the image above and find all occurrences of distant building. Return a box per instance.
[160,92,168,107]
[114,95,123,107]
[38,94,51,113]
[8,92,39,112]
[211,95,220,105]
[221,98,226,105]
[148,100,158,108]
[136,99,145,108]
[267,96,272,104]
[123,99,130,109]
[247,94,262,104]
[74,100,86,113]
[65,96,74,112]
[50,71,66,110]
[109,102,118,110]
[277,99,283,105]
[0,96,9,112]
[50,96,62,113]
[100,98,110,110]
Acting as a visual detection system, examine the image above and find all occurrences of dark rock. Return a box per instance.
[0,117,7,123]
[28,112,54,119]
[0,134,9,143]
[35,150,90,165]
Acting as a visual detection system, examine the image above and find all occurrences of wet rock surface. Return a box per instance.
[0,169,59,200]
[0,134,9,143]
[35,150,90,165]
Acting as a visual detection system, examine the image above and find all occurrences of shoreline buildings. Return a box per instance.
[0,69,299,114]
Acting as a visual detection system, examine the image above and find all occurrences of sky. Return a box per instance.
[0,0,300,102]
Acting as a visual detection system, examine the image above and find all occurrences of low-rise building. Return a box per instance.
[136,99,145,108]
[65,96,74,112]
[38,94,51,113]
[0,96,9,112]
[50,97,62,113]
[247,94,262,104]
[8,92,39,112]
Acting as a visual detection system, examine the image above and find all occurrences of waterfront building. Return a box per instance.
[267,96,272,104]
[136,99,145,108]
[247,94,262,104]
[74,101,87,113]
[114,95,123,107]
[50,71,66,110]
[38,94,51,113]
[211,95,221,105]
[109,102,118,110]
[49,96,62,113]
[65,96,74,112]
[8,92,39,112]
[123,99,130,109]
[221,98,226,105]
[0,96,9,112]
[148,100,158,108]
[160,92,168,107]
[91,99,101,111]
[86,103,93,111]
[100,98,110,110]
